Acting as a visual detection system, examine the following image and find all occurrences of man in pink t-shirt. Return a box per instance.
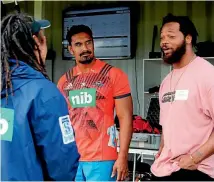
[151,14,214,181]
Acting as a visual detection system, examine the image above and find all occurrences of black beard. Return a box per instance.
[162,41,186,64]
[79,57,94,65]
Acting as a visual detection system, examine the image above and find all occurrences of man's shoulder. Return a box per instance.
[194,57,214,88]
[197,56,214,70]
[96,59,124,77]
[58,65,76,84]
[107,65,127,77]
[58,73,67,84]
[192,57,214,79]
[21,78,65,104]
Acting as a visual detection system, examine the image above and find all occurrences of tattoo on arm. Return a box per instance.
[195,151,203,157]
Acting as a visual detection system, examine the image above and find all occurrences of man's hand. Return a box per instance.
[33,31,47,63]
[171,154,198,170]
[111,155,128,181]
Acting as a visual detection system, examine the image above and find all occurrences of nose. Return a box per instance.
[82,43,88,51]
[160,37,169,48]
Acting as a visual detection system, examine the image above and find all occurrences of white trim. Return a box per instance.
[40,25,51,29]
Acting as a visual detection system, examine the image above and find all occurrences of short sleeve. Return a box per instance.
[110,67,131,99]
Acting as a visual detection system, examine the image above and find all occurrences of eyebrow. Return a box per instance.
[74,42,81,45]
[86,39,92,42]
[85,38,92,41]
[168,30,176,32]
[161,30,176,34]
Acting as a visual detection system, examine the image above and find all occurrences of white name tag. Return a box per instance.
[175,90,189,101]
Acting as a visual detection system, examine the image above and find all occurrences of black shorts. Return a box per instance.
[152,169,213,181]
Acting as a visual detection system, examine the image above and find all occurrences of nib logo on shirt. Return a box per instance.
[69,88,96,108]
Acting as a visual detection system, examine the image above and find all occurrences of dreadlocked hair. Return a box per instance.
[1,13,49,99]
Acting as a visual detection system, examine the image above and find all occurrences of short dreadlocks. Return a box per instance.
[1,13,49,98]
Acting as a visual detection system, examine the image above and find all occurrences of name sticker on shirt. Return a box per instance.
[174,90,189,101]
[59,115,75,144]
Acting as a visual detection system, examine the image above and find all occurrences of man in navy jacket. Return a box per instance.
[1,13,80,180]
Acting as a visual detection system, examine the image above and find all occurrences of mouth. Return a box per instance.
[80,51,91,57]
[81,54,89,58]
[162,48,172,56]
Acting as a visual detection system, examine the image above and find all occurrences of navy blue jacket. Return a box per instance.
[1,60,80,180]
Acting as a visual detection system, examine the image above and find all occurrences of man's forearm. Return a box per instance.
[156,133,164,158]
[118,118,133,158]
[192,130,214,164]
[115,96,133,158]
[159,133,164,150]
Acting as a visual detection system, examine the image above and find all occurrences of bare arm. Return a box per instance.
[192,84,214,164]
[159,133,164,150]
[156,133,164,158]
[192,130,214,164]
[115,96,133,158]
[111,96,133,181]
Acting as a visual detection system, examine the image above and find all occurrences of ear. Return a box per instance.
[68,45,74,55]
[185,35,192,44]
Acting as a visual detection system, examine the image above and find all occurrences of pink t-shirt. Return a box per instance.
[151,57,214,178]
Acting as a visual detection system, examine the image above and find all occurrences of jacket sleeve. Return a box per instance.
[30,86,80,181]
